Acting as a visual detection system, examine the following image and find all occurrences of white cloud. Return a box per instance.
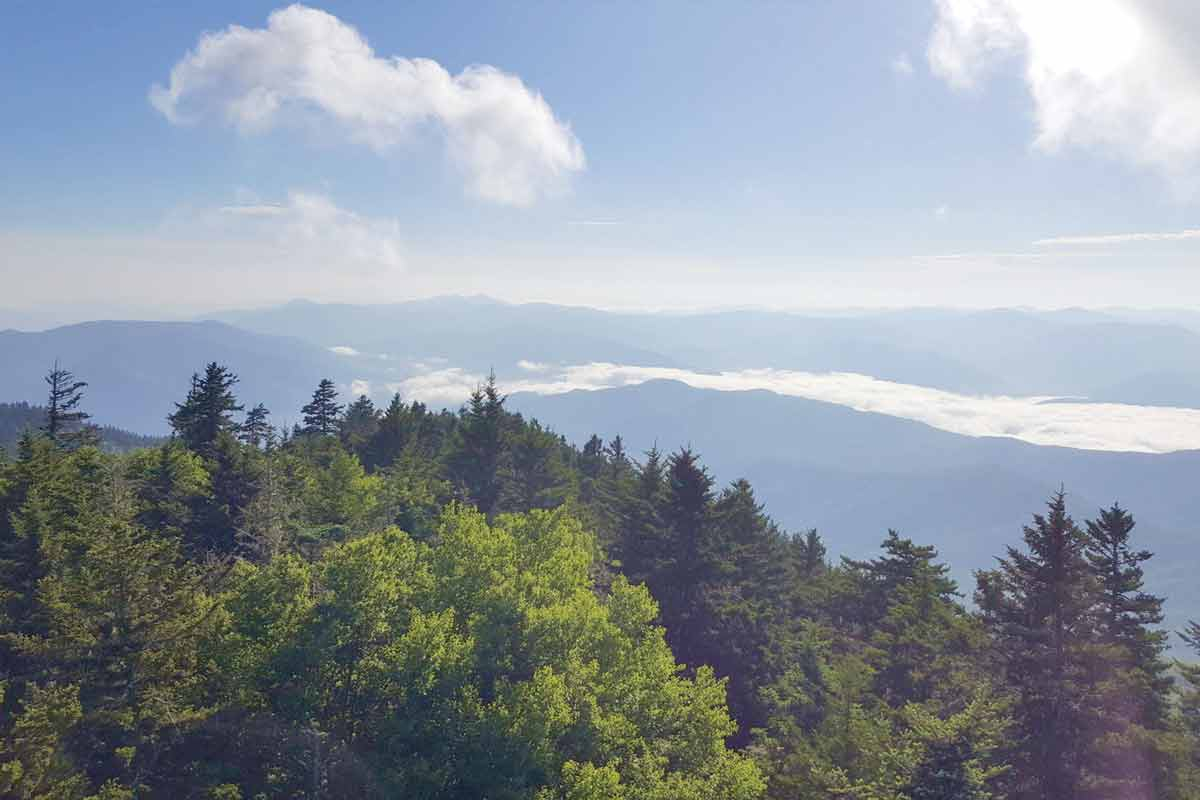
[0,190,408,313]
[934,204,950,218]
[329,345,361,356]
[928,0,1200,177]
[891,52,915,76]
[517,359,551,372]
[151,4,585,205]
[396,362,1200,453]
[206,191,404,270]
[349,379,371,397]
[1035,228,1200,246]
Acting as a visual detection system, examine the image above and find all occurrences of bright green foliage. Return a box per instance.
[0,682,91,799]
[207,506,763,798]
[2,364,1196,798]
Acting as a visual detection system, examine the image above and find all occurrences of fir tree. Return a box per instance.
[41,361,98,450]
[168,363,243,455]
[338,395,378,457]
[239,403,272,449]
[301,379,343,436]
[443,372,506,514]
[1082,504,1171,798]
[655,447,719,669]
[976,490,1100,800]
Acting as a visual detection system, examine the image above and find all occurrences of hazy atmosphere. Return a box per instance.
[4,3,1200,799]
[7,1,1200,318]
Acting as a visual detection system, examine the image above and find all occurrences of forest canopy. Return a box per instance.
[1,363,1198,799]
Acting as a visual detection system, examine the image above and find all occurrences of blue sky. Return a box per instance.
[3,0,1200,315]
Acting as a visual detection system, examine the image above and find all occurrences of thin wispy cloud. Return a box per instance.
[151,5,585,205]
[395,362,1200,454]
[1035,229,1200,246]
[211,192,405,271]
[568,220,622,226]
[329,345,361,356]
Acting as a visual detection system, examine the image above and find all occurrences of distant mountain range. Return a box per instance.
[0,320,353,434]
[4,298,1200,430]
[209,298,1200,405]
[4,296,1200,643]
[509,380,1200,645]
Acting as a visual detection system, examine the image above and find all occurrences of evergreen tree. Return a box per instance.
[1082,504,1172,799]
[496,419,576,513]
[655,447,719,669]
[338,394,378,457]
[1085,504,1167,671]
[168,363,243,455]
[238,403,271,449]
[442,372,506,515]
[301,379,343,437]
[41,361,98,450]
[612,445,667,584]
[976,491,1100,800]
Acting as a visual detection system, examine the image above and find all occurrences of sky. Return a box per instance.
[4,0,1200,317]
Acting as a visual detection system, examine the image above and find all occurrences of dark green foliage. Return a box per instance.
[41,362,99,451]
[1,402,160,456]
[442,372,507,514]
[169,363,243,455]
[338,394,378,455]
[239,402,272,449]
[301,378,343,436]
[0,365,1194,799]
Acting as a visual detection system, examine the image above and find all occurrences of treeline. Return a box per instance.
[0,402,159,455]
[1,361,1199,798]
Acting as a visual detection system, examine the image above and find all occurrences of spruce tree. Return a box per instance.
[41,361,98,450]
[613,446,667,585]
[338,394,378,457]
[239,403,272,449]
[976,490,1100,800]
[443,372,506,514]
[656,447,718,669]
[301,379,343,436]
[168,363,243,455]
[1082,504,1171,798]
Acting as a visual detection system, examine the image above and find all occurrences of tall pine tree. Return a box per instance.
[976,491,1100,800]
[41,362,98,450]
[301,379,343,436]
[168,363,243,455]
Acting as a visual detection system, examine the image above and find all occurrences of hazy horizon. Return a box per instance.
[7,2,1200,312]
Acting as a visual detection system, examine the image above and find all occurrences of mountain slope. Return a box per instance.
[0,321,366,434]
[509,380,1200,638]
[211,298,1200,406]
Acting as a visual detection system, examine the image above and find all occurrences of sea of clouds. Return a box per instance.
[377,362,1200,454]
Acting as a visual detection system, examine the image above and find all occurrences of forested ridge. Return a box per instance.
[0,402,160,456]
[2,362,1199,799]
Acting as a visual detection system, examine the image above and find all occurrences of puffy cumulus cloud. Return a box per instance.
[349,379,371,397]
[150,4,585,205]
[396,362,1200,453]
[928,0,1200,177]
